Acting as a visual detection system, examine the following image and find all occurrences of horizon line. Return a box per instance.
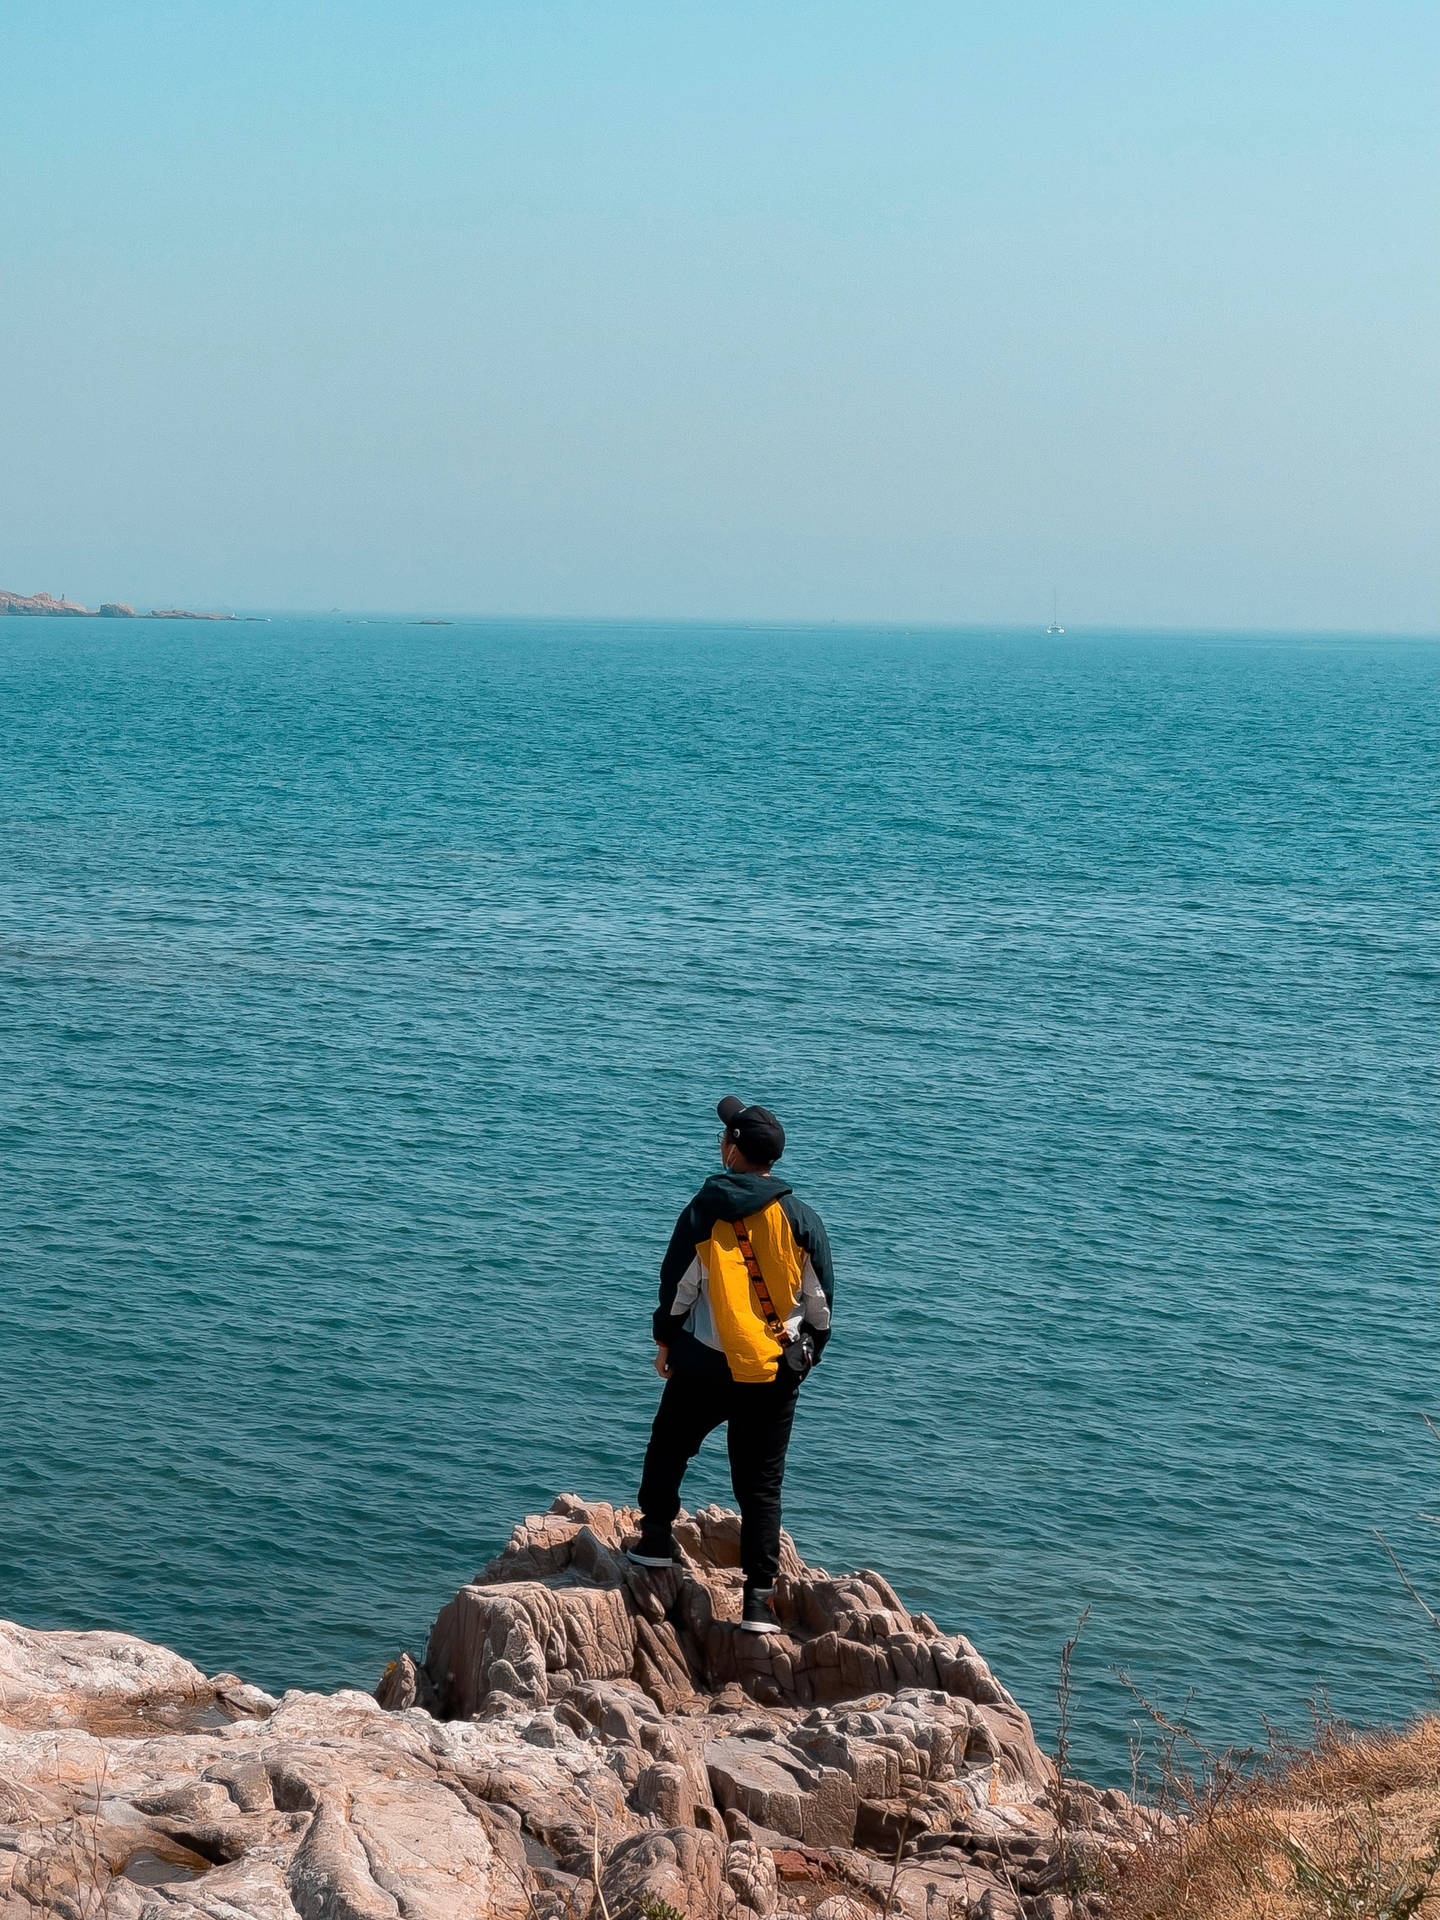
[31,607,1433,641]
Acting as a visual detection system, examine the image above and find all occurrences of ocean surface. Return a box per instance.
[1,615,1434,1781]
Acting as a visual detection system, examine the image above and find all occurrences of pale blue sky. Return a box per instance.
[2,1,1435,627]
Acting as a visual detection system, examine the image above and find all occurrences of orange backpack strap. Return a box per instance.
[732,1216,793,1347]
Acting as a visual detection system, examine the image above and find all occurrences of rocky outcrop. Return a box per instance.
[0,1498,1146,1920]
[426,1498,1023,1725]
[0,590,93,615]
[0,589,231,619]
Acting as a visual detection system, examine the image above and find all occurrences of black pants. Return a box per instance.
[638,1369,800,1588]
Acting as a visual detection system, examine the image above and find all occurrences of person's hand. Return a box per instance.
[654,1345,672,1378]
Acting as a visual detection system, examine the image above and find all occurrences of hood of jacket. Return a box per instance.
[695,1170,793,1219]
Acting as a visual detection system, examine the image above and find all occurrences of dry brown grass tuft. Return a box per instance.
[1108,1717,1440,1920]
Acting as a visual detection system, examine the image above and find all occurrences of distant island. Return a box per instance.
[1,589,234,621]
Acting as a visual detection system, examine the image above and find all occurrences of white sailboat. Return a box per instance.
[1045,591,1065,635]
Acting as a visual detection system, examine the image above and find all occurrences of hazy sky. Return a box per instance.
[2,1,1435,627]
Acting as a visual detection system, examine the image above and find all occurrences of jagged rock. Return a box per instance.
[972,1700,1054,1792]
[705,1738,858,1847]
[420,1500,1043,1753]
[832,1846,1002,1920]
[0,1497,1137,1920]
[854,1796,929,1850]
[98,603,137,616]
[600,1826,727,1920]
[426,1580,635,1717]
[634,1760,693,1826]
[973,1889,1026,1920]
[633,1615,699,1712]
[374,1651,438,1714]
[724,1838,780,1917]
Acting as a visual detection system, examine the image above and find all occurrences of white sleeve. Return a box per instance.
[670,1252,706,1321]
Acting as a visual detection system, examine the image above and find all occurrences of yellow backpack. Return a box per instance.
[702,1203,806,1384]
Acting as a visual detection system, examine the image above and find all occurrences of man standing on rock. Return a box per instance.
[629,1096,834,1634]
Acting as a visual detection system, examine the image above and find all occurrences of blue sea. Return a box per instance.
[1,615,1434,1781]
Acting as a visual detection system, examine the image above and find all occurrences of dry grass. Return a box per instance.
[1108,1716,1440,1920]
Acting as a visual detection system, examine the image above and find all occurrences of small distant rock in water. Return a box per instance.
[98,602,137,617]
[0,1493,1153,1920]
[147,607,234,621]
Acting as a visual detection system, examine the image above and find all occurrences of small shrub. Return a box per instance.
[636,1895,687,1920]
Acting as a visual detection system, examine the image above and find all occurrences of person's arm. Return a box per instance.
[790,1202,834,1362]
[652,1202,703,1370]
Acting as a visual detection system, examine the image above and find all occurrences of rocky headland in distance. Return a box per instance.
[0,1495,1155,1920]
[1,589,235,621]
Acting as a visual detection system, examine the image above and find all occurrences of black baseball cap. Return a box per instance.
[717,1095,786,1165]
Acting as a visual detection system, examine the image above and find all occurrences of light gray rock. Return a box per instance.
[705,1738,857,1848]
[425,1582,635,1718]
[288,1798,398,1920]
[0,1619,214,1730]
[600,1826,727,1920]
[633,1761,692,1827]
[724,1838,779,1918]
